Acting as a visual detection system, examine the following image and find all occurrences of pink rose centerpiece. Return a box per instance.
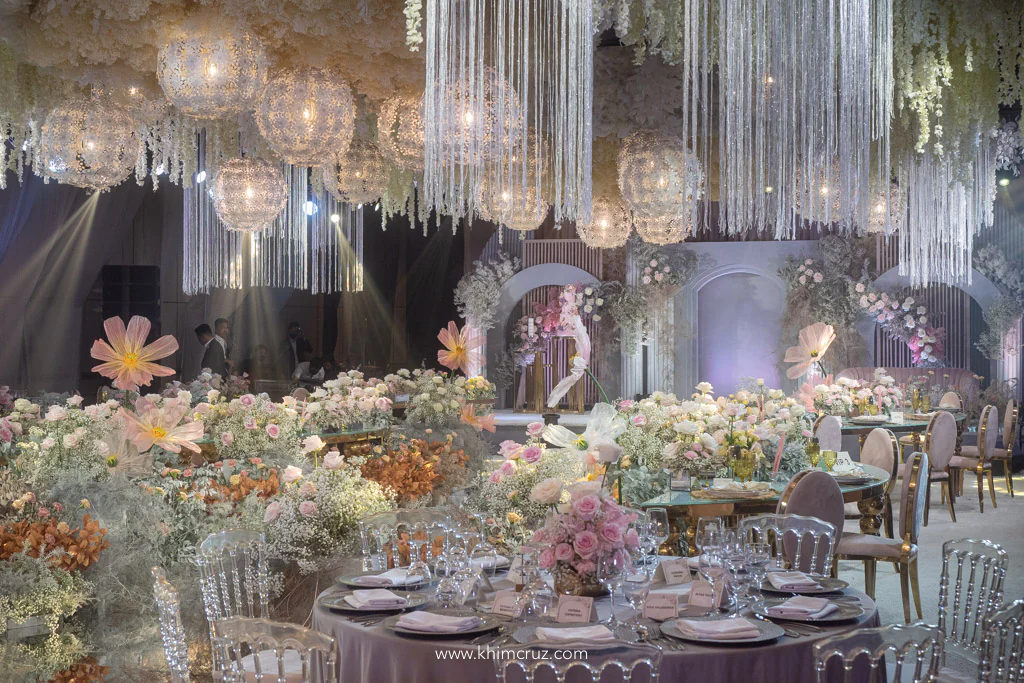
[529,484,639,596]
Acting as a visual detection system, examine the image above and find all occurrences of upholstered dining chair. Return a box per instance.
[939,391,964,410]
[837,452,929,623]
[494,642,663,683]
[738,513,838,576]
[290,387,309,402]
[842,428,899,539]
[152,567,190,683]
[949,405,999,513]
[937,539,1008,666]
[777,470,845,574]
[814,623,944,683]
[814,415,844,452]
[990,399,1019,499]
[213,617,337,683]
[196,530,272,677]
[897,411,957,524]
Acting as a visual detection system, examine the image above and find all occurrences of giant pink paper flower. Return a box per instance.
[91,316,178,391]
[784,322,836,379]
[437,321,483,375]
[119,404,204,454]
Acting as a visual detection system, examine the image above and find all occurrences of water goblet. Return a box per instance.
[805,439,821,470]
[822,449,837,472]
[725,551,752,613]
[648,508,670,559]
[598,552,629,628]
[433,553,457,579]
[470,541,499,576]
[746,542,771,591]
[454,564,480,607]
[696,518,722,555]
[433,577,460,610]
[622,569,652,628]
[697,551,728,616]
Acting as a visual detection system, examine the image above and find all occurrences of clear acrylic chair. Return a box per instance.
[739,513,838,576]
[976,599,1024,683]
[813,623,944,683]
[213,616,337,683]
[494,641,663,683]
[937,539,1008,663]
[152,567,190,683]
[196,530,272,677]
[358,508,451,571]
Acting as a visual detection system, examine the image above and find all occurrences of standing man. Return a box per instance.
[281,321,312,378]
[214,317,232,373]
[196,323,228,376]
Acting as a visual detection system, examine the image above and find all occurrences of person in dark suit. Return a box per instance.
[196,323,228,376]
[214,317,233,373]
[281,321,313,378]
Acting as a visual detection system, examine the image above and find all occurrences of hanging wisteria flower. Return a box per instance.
[436,321,484,375]
[90,315,178,391]
[783,322,836,379]
[119,403,204,454]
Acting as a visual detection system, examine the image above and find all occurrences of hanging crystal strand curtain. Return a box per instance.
[249,165,308,288]
[680,0,891,237]
[898,133,997,287]
[421,0,593,226]
[309,197,364,295]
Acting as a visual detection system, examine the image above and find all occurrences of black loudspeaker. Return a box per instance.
[100,265,161,324]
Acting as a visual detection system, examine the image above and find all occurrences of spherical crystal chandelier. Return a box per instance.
[866,180,907,234]
[211,158,288,232]
[157,27,268,118]
[479,182,549,233]
[39,99,136,191]
[255,67,356,167]
[617,130,704,218]
[426,66,522,162]
[378,95,425,171]
[634,212,692,245]
[324,140,387,206]
[577,196,631,248]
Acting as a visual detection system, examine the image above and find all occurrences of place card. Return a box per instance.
[836,452,856,470]
[687,579,723,610]
[653,558,692,586]
[889,412,904,424]
[490,590,520,618]
[643,593,680,621]
[555,595,596,623]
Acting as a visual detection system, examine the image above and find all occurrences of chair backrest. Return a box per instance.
[739,513,838,576]
[939,391,963,410]
[493,642,663,683]
[813,623,944,683]
[978,598,1024,683]
[860,428,899,497]
[358,507,452,570]
[924,411,957,471]
[196,530,271,625]
[938,539,1009,656]
[814,415,843,452]
[978,405,999,462]
[777,470,845,572]
[1003,400,1019,451]
[213,617,337,683]
[152,567,190,683]
[899,452,929,544]
[291,387,309,402]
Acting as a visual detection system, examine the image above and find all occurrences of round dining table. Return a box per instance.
[640,464,891,554]
[838,412,968,457]
[312,574,879,683]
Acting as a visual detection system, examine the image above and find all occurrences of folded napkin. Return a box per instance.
[710,481,771,492]
[471,555,510,569]
[675,618,760,640]
[395,611,482,633]
[764,596,838,619]
[767,571,822,592]
[686,557,700,570]
[343,589,408,609]
[534,625,616,643]
[831,464,865,477]
[352,568,423,587]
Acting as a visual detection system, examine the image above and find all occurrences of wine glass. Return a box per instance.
[471,541,499,575]
[622,569,652,628]
[696,518,722,555]
[517,577,554,623]
[697,551,727,616]
[648,508,670,560]
[725,550,752,614]
[407,524,433,583]
[746,542,772,590]
[805,439,821,470]
[598,552,629,629]
[433,577,460,610]
[822,449,837,472]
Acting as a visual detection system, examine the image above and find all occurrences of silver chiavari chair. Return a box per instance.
[213,617,337,683]
[739,513,838,576]
[976,599,1024,683]
[937,539,1008,664]
[813,623,944,683]
[494,642,663,683]
[196,530,272,677]
[152,567,190,683]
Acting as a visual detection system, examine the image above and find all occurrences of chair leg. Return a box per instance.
[923,480,931,527]
[899,560,912,623]
[978,469,986,513]
[988,469,998,508]
[864,559,876,600]
[1005,459,1015,498]
[909,556,922,620]
[943,481,956,523]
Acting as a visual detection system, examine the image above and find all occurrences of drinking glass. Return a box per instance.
[470,541,499,576]
[639,520,659,566]
[805,439,821,469]
[433,553,457,578]
[433,577,460,610]
[598,552,629,628]
[725,551,752,613]
[622,569,652,627]
[746,542,772,590]
[696,518,722,555]
[648,508,670,559]
[922,395,932,412]
[697,551,728,616]
[822,449,837,472]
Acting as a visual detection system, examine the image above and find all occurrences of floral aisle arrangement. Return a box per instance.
[405,372,469,429]
[14,398,118,489]
[162,369,251,404]
[301,375,394,432]
[353,432,469,507]
[529,482,640,596]
[453,252,521,332]
[200,393,302,466]
[262,454,395,574]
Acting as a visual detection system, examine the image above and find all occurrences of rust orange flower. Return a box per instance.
[437,321,483,375]
[91,315,178,391]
